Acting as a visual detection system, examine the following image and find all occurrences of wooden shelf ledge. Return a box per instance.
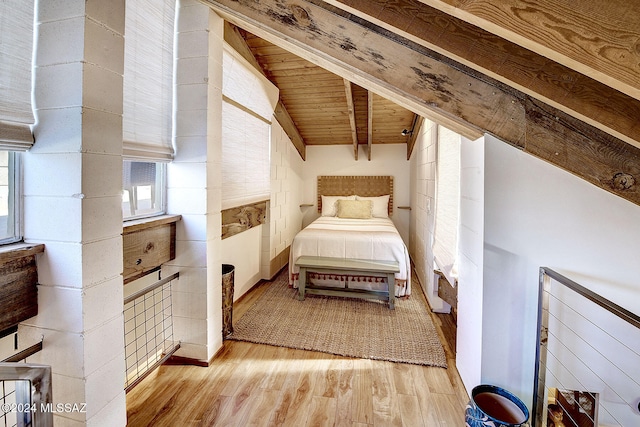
[0,243,45,265]
[123,214,182,234]
[123,215,181,284]
[0,243,44,334]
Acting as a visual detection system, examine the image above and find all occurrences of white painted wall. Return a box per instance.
[301,144,412,244]
[456,134,485,394]
[467,135,640,411]
[221,225,262,299]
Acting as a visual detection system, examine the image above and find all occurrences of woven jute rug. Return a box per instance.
[229,270,447,368]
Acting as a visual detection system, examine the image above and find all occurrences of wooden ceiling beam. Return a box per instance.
[413,0,640,102]
[326,0,640,151]
[223,22,267,77]
[352,84,369,147]
[343,79,359,160]
[367,90,373,161]
[204,0,640,205]
[205,0,482,142]
[406,115,424,160]
[274,101,306,160]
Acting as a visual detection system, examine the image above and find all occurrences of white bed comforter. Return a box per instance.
[288,217,411,296]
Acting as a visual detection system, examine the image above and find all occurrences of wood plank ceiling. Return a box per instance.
[204,0,640,206]
[237,29,418,160]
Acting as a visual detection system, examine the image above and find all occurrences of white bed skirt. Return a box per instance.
[288,217,411,297]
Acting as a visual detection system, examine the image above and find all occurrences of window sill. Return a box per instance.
[123,214,182,234]
[0,242,45,265]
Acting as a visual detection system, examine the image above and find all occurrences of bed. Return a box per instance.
[288,176,411,303]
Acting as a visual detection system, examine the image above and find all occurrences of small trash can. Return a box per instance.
[222,264,235,339]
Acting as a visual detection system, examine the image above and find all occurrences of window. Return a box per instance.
[432,125,461,286]
[221,100,272,209]
[0,151,20,243]
[121,0,175,221]
[0,0,35,150]
[122,160,166,220]
[221,46,278,210]
[0,1,34,244]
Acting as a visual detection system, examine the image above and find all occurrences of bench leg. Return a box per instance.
[298,267,307,301]
[387,273,396,309]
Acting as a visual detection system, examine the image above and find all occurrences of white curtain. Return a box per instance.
[221,45,278,210]
[0,0,35,150]
[433,125,461,286]
[123,0,176,161]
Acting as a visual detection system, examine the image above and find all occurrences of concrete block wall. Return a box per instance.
[164,0,223,363]
[409,119,447,311]
[21,0,126,424]
[263,119,304,278]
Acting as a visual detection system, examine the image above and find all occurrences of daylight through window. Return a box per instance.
[122,160,166,220]
[0,151,20,243]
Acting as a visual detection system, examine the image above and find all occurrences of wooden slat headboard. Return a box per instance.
[317,176,394,215]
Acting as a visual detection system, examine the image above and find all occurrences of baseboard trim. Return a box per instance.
[165,354,210,367]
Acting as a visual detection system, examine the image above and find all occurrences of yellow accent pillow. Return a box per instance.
[321,195,356,216]
[336,199,373,219]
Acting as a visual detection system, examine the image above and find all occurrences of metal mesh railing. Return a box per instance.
[123,272,180,392]
[0,379,19,427]
[535,268,640,426]
[0,341,45,427]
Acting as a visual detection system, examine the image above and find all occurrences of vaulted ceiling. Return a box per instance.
[203,0,640,206]
[243,30,417,151]
[225,25,420,161]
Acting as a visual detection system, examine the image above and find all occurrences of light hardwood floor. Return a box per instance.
[126,275,468,426]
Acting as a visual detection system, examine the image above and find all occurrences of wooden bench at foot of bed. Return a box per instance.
[295,256,400,309]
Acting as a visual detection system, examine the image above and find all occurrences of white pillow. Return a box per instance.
[321,195,356,216]
[356,195,390,218]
